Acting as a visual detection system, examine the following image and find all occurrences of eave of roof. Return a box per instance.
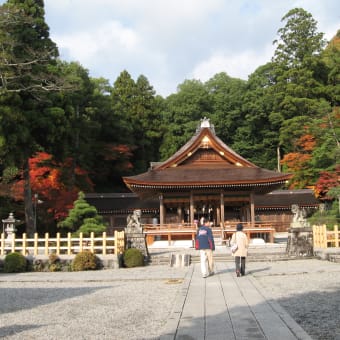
[124,167,292,188]
[85,189,320,214]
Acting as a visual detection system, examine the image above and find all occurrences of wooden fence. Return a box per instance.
[0,231,125,256]
[313,225,339,248]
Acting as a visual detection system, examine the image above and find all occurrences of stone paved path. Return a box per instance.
[161,262,312,340]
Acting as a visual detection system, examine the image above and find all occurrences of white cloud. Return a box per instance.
[191,44,276,82]
[54,21,139,64]
[14,0,340,96]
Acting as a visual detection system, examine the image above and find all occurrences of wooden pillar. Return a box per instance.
[216,206,221,226]
[177,206,183,223]
[250,192,255,227]
[159,194,164,226]
[220,192,224,228]
[190,191,194,225]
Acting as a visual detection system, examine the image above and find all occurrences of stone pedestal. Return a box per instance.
[286,227,313,257]
[124,209,149,260]
[125,232,149,258]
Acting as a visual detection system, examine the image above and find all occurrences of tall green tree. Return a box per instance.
[232,63,280,169]
[322,30,340,107]
[132,75,162,172]
[89,75,134,191]
[270,8,329,125]
[0,0,62,94]
[204,72,246,146]
[110,70,136,144]
[268,8,331,181]
[160,79,212,159]
[0,0,61,236]
[110,71,163,174]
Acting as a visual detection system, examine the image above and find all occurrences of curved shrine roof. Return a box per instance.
[124,166,290,189]
[123,119,292,194]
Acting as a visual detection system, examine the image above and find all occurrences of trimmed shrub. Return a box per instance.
[123,248,144,268]
[4,252,27,273]
[72,251,100,271]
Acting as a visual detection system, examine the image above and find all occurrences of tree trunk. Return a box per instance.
[277,146,281,172]
[23,157,35,236]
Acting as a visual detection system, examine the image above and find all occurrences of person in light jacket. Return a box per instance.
[230,223,249,277]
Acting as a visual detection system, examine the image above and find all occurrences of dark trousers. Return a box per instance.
[235,256,246,275]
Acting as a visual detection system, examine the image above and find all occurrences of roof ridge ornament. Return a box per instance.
[197,117,215,134]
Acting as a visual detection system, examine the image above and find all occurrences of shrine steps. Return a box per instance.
[147,243,296,265]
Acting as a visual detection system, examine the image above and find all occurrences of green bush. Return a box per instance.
[123,248,144,268]
[72,251,100,271]
[4,252,27,273]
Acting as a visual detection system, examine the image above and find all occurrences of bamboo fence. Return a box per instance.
[313,225,339,249]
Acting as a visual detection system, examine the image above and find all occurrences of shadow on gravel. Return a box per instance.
[213,266,271,275]
[274,288,340,340]
[0,324,44,338]
[0,286,112,314]
[247,266,271,274]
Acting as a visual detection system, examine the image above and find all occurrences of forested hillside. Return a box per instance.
[0,1,339,234]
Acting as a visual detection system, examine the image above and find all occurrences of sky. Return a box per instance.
[2,0,340,97]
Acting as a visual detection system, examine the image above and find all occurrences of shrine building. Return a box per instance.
[122,118,294,229]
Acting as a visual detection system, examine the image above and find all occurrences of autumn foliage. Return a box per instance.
[280,134,316,188]
[11,152,94,221]
[314,165,340,199]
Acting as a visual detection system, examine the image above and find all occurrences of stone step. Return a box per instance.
[148,244,294,266]
[148,253,301,266]
[190,253,294,263]
[328,254,340,263]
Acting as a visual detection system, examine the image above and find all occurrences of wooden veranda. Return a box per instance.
[143,221,281,246]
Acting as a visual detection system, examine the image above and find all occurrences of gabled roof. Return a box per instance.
[123,118,292,194]
[155,124,256,170]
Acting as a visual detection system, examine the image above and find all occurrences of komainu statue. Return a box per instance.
[291,204,309,228]
[126,209,143,233]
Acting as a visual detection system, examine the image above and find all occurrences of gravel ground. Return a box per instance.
[0,266,188,340]
[248,259,340,340]
[0,259,340,340]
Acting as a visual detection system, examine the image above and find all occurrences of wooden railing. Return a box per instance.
[221,226,275,244]
[143,223,197,246]
[143,223,277,245]
[223,221,289,232]
[0,231,125,256]
[313,225,340,249]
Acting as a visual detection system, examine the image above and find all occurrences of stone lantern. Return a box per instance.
[2,212,19,241]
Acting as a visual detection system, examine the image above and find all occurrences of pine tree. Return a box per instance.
[58,191,107,236]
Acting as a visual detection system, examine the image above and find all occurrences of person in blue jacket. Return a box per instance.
[195,217,215,278]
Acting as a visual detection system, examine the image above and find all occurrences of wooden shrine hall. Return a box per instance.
[122,118,293,231]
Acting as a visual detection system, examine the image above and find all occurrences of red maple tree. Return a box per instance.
[11,152,94,222]
[281,134,316,188]
[314,165,340,199]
